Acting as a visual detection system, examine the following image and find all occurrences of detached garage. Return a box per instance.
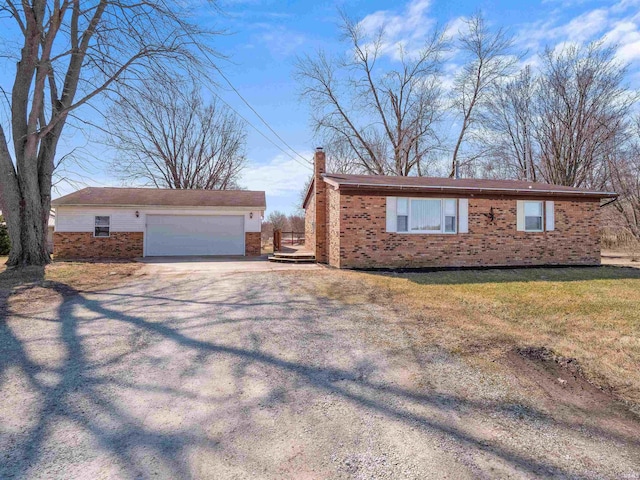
[51,187,266,259]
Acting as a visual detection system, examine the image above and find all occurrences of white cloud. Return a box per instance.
[241,153,313,197]
[357,0,437,60]
[443,16,468,41]
[604,16,640,63]
[516,0,640,67]
[253,24,307,58]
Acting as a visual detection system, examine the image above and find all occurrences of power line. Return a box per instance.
[182,30,314,170]
[212,66,312,166]
[203,83,312,171]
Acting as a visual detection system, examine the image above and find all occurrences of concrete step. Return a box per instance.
[268,256,316,264]
[272,251,315,259]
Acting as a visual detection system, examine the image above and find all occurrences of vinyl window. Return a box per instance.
[396,198,409,232]
[396,198,457,234]
[524,201,543,232]
[94,216,110,237]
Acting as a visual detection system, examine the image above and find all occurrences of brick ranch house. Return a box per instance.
[303,148,617,269]
[51,188,265,259]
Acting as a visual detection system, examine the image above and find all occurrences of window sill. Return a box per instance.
[395,231,458,235]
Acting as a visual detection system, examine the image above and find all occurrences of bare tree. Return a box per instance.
[298,175,313,211]
[479,66,537,180]
[295,11,447,176]
[608,118,640,242]
[108,79,246,189]
[287,213,304,232]
[321,135,370,175]
[450,13,518,177]
[535,42,634,188]
[0,1,219,266]
[267,211,288,232]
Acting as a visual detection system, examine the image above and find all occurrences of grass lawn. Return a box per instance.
[0,256,142,315]
[307,266,640,409]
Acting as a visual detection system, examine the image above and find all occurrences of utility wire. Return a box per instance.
[212,66,312,166]
[183,29,314,170]
[204,83,312,171]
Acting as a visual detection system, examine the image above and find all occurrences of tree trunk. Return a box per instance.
[0,127,51,267]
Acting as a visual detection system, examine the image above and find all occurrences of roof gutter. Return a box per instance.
[322,176,617,198]
[51,204,266,209]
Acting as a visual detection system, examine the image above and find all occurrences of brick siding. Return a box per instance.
[327,187,341,268]
[314,152,327,263]
[54,232,143,259]
[245,232,261,256]
[305,189,316,253]
[328,193,601,269]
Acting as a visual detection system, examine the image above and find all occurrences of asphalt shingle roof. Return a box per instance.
[322,174,617,198]
[52,187,266,208]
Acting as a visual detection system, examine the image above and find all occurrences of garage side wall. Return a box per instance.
[54,232,143,259]
[245,232,261,256]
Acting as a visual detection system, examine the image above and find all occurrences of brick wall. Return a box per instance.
[245,232,261,256]
[314,151,327,263]
[305,188,316,253]
[327,187,341,268]
[336,194,601,269]
[54,232,143,259]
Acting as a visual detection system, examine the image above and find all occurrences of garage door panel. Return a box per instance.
[145,215,244,256]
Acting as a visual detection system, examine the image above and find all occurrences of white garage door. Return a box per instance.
[145,215,245,256]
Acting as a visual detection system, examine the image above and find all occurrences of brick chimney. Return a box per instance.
[314,147,327,263]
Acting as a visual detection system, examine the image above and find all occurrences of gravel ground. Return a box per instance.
[1,268,639,479]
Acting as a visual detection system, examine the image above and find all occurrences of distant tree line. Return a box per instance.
[262,211,305,244]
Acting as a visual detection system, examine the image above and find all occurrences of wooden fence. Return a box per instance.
[273,230,304,252]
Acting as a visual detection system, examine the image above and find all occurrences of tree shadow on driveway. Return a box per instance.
[1,272,639,479]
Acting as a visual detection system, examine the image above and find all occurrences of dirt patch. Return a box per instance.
[305,267,640,412]
[602,250,640,268]
[0,259,143,315]
[508,346,640,422]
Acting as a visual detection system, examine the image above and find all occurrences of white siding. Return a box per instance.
[55,210,98,232]
[55,206,262,233]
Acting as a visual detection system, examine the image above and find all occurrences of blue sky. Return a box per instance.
[1,0,639,215]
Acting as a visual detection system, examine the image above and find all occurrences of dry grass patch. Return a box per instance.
[296,266,640,409]
[0,257,143,315]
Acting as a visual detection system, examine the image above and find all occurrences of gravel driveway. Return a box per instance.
[1,266,639,479]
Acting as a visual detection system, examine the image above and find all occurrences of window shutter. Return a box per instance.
[516,200,525,231]
[386,197,397,233]
[546,201,555,231]
[458,199,469,233]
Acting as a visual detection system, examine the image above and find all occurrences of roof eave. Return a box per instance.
[302,178,315,210]
[324,179,617,199]
[51,203,266,209]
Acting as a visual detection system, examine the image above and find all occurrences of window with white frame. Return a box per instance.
[94,216,110,237]
[443,199,457,233]
[524,201,543,232]
[396,198,457,234]
[397,198,409,232]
